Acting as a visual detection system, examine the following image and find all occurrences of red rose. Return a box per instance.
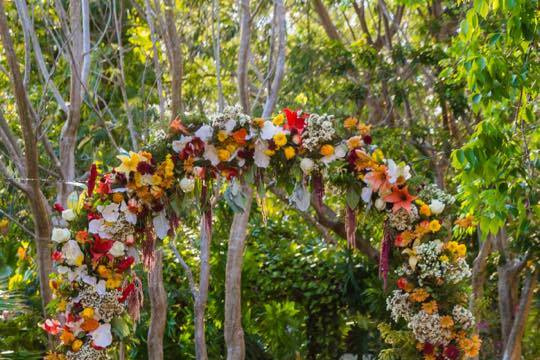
[51,251,63,262]
[116,256,135,273]
[397,277,408,290]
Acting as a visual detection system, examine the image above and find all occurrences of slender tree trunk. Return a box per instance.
[194,212,211,360]
[237,0,250,112]
[148,250,167,360]
[224,185,253,360]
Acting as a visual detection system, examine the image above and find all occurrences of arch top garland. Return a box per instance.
[42,105,480,359]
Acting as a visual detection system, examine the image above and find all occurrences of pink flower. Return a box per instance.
[40,319,61,335]
[384,186,417,213]
[364,165,391,193]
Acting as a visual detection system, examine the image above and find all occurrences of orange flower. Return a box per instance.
[320,144,334,156]
[420,204,431,217]
[455,214,476,228]
[232,128,248,145]
[81,318,100,332]
[410,288,429,302]
[169,117,189,135]
[422,300,438,314]
[60,330,75,345]
[75,230,88,244]
[384,186,417,213]
[344,117,358,129]
[459,335,481,358]
[440,315,454,328]
[354,149,376,171]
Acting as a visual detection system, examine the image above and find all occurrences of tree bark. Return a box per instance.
[502,269,538,360]
[194,211,211,360]
[224,185,253,360]
[311,0,341,41]
[148,250,167,360]
[163,0,184,118]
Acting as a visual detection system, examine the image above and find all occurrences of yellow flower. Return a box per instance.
[371,148,384,162]
[71,340,83,352]
[0,218,8,231]
[116,151,141,173]
[226,144,237,154]
[97,265,111,279]
[439,255,449,262]
[217,149,231,161]
[344,117,358,129]
[346,136,363,150]
[456,244,467,257]
[17,246,26,261]
[440,315,454,328]
[112,192,124,203]
[106,273,123,289]
[81,307,94,320]
[429,220,441,232]
[284,146,296,160]
[455,214,475,228]
[217,130,228,142]
[273,132,287,147]
[420,204,431,217]
[264,149,276,156]
[320,144,334,156]
[74,255,84,267]
[422,300,438,314]
[58,299,67,311]
[151,174,163,186]
[272,113,285,126]
[253,117,265,128]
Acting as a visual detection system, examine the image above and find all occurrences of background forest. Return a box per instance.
[0,0,538,359]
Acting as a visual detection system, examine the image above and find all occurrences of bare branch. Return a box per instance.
[262,0,286,118]
[311,0,341,41]
[212,0,224,111]
[163,0,184,118]
[169,240,198,299]
[0,207,33,237]
[14,0,68,113]
[237,0,251,112]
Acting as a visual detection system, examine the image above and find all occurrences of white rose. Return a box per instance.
[61,209,76,222]
[51,228,70,243]
[61,240,84,266]
[260,121,279,140]
[109,241,125,257]
[91,323,113,348]
[375,198,386,211]
[253,140,270,168]
[180,177,195,193]
[300,158,315,174]
[429,199,445,215]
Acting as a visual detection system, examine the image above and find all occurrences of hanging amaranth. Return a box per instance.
[379,222,394,289]
[345,205,356,248]
[312,172,324,210]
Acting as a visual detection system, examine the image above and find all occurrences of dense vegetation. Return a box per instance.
[0,0,538,359]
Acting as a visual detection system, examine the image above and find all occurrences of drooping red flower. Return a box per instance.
[87,164,98,197]
[119,282,135,303]
[53,203,64,213]
[283,108,308,134]
[116,256,135,273]
[97,174,112,195]
[384,186,417,213]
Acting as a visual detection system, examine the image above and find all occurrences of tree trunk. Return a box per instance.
[224,185,253,360]
[194,213,211,360]
[502,270,538,360]
[148,250,167,360]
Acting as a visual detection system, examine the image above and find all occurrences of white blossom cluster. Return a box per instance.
[415,240,471,286]
[452,305,475,330]
[66,342,108,360]
[418,184,455,207]
[408,311,452,346]
[301,113,336,151]
[387,205,419,231]
[210,105,251,129]
[386,290,413,322]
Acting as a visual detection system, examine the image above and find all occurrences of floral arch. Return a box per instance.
[41,106,479,359]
